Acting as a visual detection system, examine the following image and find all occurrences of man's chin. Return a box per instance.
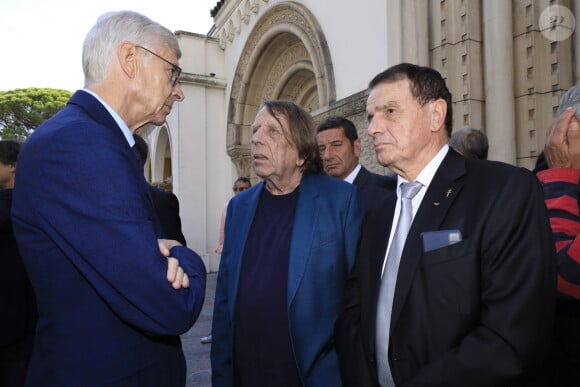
[149,116,167,126]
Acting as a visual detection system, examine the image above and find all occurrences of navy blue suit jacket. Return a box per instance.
[211,173,366,387]
[12,90,206,386]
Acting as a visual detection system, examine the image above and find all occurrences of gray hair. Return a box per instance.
[449,127,489,160]
[82,10,180,87]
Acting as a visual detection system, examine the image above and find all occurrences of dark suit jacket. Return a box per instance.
[11,90,207,386]
[335,149,556,387]
[352,166,396,209]
[0,189,37,347]
[149,185,187,246]
[211,173,366,387]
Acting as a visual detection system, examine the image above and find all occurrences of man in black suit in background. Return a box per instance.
[335,63,556,386]
[134,134,187,246]
[0,140,37,386]
[316,116,395,206]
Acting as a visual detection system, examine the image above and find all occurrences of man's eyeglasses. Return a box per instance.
[136,45,182,87]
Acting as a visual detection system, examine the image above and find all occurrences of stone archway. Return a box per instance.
[143,125,173,191]
[226,1,335,178]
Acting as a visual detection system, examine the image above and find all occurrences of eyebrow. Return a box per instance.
[367,102,400,121]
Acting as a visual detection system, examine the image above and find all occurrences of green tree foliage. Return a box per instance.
[0,88,72,139]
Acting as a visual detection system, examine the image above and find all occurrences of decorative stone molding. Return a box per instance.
[226,144,252,178]
[213,0,292,50]
[179,72,227,89]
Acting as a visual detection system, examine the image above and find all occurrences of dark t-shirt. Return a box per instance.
[234,186,302,387]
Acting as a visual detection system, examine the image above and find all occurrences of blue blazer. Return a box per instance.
[211,173,366,387]
[12,90,206,386]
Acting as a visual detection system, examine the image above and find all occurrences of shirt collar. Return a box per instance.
[396,144,449,189]
[344,164,362,184]
[81,88,134,147]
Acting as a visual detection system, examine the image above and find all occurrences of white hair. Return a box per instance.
[82,10,181,87]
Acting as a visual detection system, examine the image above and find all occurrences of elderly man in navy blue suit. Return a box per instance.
[335,63,556,386]
[12,11,206,387]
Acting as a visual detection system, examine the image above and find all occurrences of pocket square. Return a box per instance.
[421,229,462,252]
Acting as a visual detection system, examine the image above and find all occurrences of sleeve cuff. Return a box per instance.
[537,168,580,184]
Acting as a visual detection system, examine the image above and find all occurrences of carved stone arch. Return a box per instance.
[226,1,335,178]
[151,125,173,190]
[242,0,251,24]
[273,60,318,111]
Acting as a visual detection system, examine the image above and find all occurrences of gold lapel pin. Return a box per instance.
[445,189,452,198]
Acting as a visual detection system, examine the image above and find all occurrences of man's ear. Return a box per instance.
[430,99,447,133]
[118,42,138,80]
[353,138,362,157]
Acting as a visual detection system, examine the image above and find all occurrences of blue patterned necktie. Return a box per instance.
[376,181,422,387]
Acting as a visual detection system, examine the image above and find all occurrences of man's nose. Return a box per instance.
[173,83,185,101]
[251,128,264,144]
[367,118,379,137]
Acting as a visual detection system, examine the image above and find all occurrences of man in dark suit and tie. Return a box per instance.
[11,11,206,386]
[317,116,395,206]
[335,63,556,386]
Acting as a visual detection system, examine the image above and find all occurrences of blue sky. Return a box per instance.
[0,0,217,92]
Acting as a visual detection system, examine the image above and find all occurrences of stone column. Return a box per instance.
[483,1,517,164]
[574,0,580,83]
[386,0,403,65]
[402,0,429,66]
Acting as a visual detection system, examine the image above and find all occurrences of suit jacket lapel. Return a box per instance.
[353,166,369,187]
[371,191,397,287]
[228,183,262,318]
[287,174,319,307]
[367,191,397,353]
[390,150,466,329]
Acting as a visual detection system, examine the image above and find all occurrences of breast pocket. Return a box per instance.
[419,239,479,315]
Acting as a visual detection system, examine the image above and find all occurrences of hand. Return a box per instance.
[166,257,190,289]
[157,239,189,289]
[544,108,580,169]
[157,238,182,257]
[214,245,223,254]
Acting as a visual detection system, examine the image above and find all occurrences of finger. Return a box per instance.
[158,239,171,257]
[166,257,179,283]
[545,109,577,168]
[567,115,580,168]
[546,109,573,146]
[172,267,185,289]
[181,272,190,289]
[567,109,580,142]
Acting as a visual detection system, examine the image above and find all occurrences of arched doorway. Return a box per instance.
[226,2,335,178]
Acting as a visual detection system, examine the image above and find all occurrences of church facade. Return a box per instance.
[140,0,579,271]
